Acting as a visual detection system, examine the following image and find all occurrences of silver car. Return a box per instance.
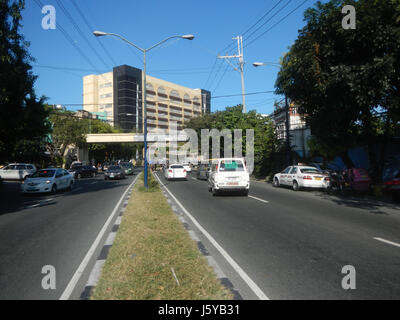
[0,163,37,181]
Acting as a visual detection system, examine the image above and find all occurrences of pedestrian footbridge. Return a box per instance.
[86,132,189,144]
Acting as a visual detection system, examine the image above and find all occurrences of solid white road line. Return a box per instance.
[154,173,270,300]
[59,173,141,300]
[248,195,269,204]
[373,237,400,248]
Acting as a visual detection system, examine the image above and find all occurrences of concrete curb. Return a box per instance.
[79,175,138,300]
[158,174,243,300]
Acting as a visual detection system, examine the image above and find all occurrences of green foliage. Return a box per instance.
[0,0,51,164]
[185,105,280,178]
[275,0,400,180]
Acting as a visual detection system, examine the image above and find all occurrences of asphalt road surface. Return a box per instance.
[0,170,140,299]
[156,171,400,300]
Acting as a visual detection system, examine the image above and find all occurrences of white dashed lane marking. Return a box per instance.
[248,195,269,204]
[373,237,400,248]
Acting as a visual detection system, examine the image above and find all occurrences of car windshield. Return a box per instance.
[71,166,82,170]
[108,166,120,170]
[219,160,244,172]
[171,165,183,169]
[300,168,322,174]
[83,166,91,170]
[31,170,55,178]
[121,163,131,168]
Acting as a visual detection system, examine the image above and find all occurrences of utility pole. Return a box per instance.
[218,35,246,113]
[285,94,291,166]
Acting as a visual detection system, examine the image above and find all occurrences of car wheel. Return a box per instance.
[212,187,218,196]
[51,184,57,194]
[77,173,81,179]
[293,180,300,191]
[273,178,280,187]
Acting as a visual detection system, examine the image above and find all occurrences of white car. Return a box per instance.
[273,165,329,191]
[164,164,187,180]
[0,163,37,181]
[208,158,249,196]
[182,163,192,173]
[21,168,74,194]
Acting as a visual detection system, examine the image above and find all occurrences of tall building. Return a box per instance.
[83,65,211,132]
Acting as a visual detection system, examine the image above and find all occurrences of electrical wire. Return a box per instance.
[70,0,118,67]
[244,0,310,49]
[54,0,110,70]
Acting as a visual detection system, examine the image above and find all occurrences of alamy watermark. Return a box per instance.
[41,265,56,290]
[41,5,56,30]
[146,121,254,174]
[342,5,356,30]
[341,265,356,290]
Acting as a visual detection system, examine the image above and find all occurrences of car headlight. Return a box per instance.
[46,180,51,184]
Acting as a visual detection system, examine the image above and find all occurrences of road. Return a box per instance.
[155,171,400,300]
[0,170,139,300]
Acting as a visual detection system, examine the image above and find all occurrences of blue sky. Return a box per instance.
[21,0,317,114]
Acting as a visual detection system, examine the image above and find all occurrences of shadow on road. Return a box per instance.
[0,171,139,217]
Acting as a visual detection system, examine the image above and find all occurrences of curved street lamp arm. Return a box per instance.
[146,35,187,52]
[103,32,145,52]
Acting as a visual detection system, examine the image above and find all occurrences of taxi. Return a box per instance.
[273,165,329,191]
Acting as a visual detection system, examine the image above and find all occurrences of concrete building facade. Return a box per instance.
[83,65,210,132]
[268,101,311,158]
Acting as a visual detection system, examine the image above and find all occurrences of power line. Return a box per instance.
[70,0,118,67]
[243,0,293,44]
[33,0,107,80]
[54,0,110,70]
[244,0,310,49]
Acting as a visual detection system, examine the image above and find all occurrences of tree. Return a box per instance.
[48,108,138,166]
[185,105,279,178]
[275,0,400,183]
[0,0,51,164]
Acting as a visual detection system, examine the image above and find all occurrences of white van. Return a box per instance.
[207,158,249,196]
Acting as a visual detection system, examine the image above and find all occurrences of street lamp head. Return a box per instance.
[252,62,265,67]
[181,34,195,40]
[93,30,108,37]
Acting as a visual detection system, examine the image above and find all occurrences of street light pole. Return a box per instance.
[93,31,194,188]
[253,61,291,166]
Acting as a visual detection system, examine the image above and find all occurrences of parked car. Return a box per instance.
[273,165,329,191]
[120,162,134,175]
[21,168,74,194]
[208,158,249,196]
[383,172,400,201]
[68,165,96,179]
[164,164,187,181]
[182,163,192,173]
[196,163,210,180]
[0,163,37,181]
[104,165,126,180]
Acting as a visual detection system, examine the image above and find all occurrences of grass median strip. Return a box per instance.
[91,172,233,300]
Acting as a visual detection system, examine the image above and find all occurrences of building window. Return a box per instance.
[158,86,168,101]
[170,90,181,104]
[100,93,112,99]
[99,82,112,89]
[183,93,191,107]
[146,83,156,98]
[193,96,200,106]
